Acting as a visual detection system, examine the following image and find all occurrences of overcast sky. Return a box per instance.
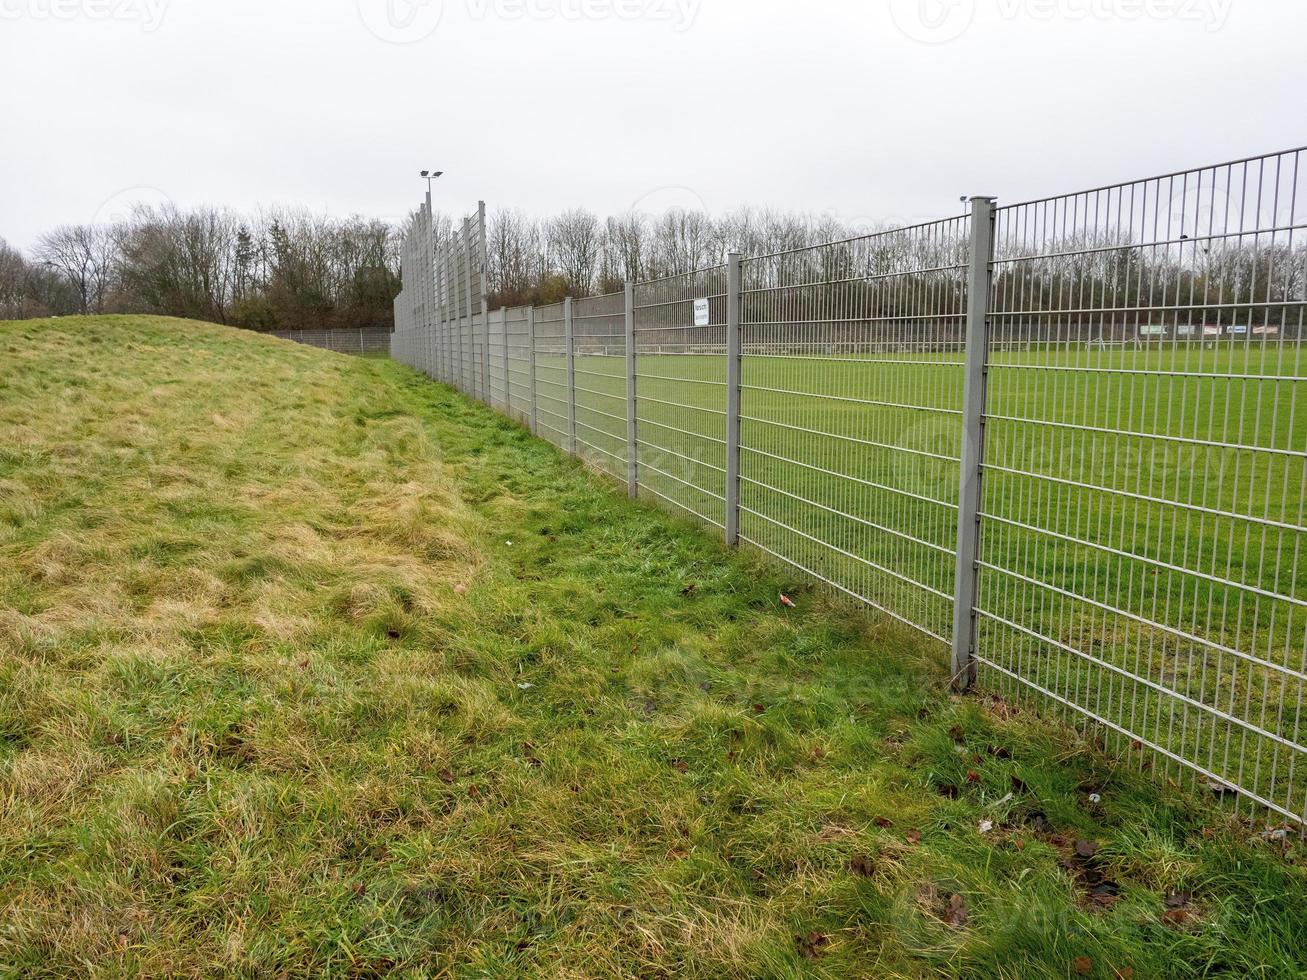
[1,0,1302,249]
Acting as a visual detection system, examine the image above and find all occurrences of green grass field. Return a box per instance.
[2,315,1305,977]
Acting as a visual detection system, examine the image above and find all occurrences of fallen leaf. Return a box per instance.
[453,583,468,595]
[1164,890,1192,909]
[752,703,765,714]
[796,931,828,959]
[438,768,455,784]
[1074,839,1099,859]
[979,818,994,834]
[1161,907,1194,927]
[1115,968,1135,979]
[906,829,922,845]
[849,854,876,877]
[680,582,697,596]
[966,770,981,783]
[948,725,965,742]
[670,758,689,773]
[946,893,969,929]
[1073,956,1093,976]
[873,816,893,828]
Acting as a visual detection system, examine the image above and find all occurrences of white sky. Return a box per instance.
[1,0,1302,249]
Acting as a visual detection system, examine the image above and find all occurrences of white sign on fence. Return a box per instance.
[693,298,710,327]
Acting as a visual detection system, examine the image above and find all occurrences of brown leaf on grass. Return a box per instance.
[1161,907,1196,928]
[873,816,893,828]
[966,770,981,783]
[945,893,969,929]
[795,931,828,959]
[1164,890,1192,909]
[906,829,922,844]
[1074,839,1099,859]
[849,854,877,877]
[680,582,697,596]
[1073,956,1094,976]
[1114,968,1135,979]
[437,768,455,784]
[948,725,965,742]
[670,758,689,773]
[467,785,480,799]
[752,703,765,714]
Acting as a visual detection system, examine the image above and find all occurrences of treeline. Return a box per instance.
[0,206,401,330]
[480,207,878,308]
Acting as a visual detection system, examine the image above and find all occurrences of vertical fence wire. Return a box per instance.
[632,266,730,529]
[737,218,971,642]
[976,148,1306,823]
[572,290,629,481]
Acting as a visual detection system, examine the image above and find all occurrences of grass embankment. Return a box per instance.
[0,315,1303,977]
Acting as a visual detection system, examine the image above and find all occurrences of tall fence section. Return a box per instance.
[392,149,1307,825]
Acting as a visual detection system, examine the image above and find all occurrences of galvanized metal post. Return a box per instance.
[564,296,577,455]
[527,306,538,435]
[724,251,743,546]
[951,196,997,692]
[624,282,638,499]
[500,306,510,411]
[482,303,491,405]
[463,217,475,397]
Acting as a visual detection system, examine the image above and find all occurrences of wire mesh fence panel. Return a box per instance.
[738,218,972,642]
[633,267,729,529]
[487,309,508,411]
[506,308,532,426]
[572,291,629,481]
[975,148,1307,823]
[533,302,569,451]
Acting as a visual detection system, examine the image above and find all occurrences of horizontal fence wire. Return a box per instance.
[633,267,730,529]
[739,217,970,642]
[389,148,1307,825]
[533,302,569,451]
[506,308,532,426]
[573,290,629,481]
[978,148,1306,824]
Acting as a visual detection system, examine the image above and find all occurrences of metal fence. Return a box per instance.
[391,147,1307,825]
[268,327,392,355]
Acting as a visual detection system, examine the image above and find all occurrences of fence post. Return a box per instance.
[564,296,577,455]
[527,305,538,436]
[951,195,998,692]
[480,301,491,404]
[724,251,743,546]
[500,306,510,411]
[624,282,638,499]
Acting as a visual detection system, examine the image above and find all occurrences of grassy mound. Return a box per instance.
[0,315,1303,977]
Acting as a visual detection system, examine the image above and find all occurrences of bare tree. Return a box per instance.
[546,209,602,296]
[35,224,120,314]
